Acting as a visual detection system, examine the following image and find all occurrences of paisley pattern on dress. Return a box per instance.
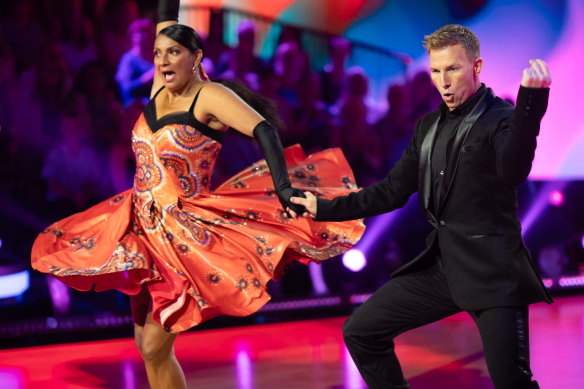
[32,109,365,333]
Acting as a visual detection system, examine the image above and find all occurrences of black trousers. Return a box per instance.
[343,259,540,389]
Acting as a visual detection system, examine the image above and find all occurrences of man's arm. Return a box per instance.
[494,59,551,185]
[291,129,421,222]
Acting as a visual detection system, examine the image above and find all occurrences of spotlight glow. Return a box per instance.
[542,278,554,288]
[342,249,366,272]
[235,344,253,389]
[581,234,584,249]
[549,190,564,206]
[0,270,30,299]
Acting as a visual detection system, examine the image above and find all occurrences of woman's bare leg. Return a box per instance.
[131,290,186,389]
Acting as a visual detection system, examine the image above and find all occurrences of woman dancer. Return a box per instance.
[31,1,364,387]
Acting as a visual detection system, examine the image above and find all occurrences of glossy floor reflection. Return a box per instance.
[0,295,582,388]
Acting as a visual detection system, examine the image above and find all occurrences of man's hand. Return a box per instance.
[288,191,317,219]
[521,59,551,88]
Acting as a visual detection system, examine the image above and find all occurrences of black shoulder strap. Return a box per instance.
[188,87,204,113]
[153,86,165,99]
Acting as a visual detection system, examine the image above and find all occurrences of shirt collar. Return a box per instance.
[439,84,487,117]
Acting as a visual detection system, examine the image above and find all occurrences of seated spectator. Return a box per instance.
[288,71,331,152]
[115,18,155,108]
[216,20,264,89]
[60,1,98,76]
[0,0,46,73]
[0,32,18,186]
[13,42,81,152]
[202,8,229,63]
[254,67,291,137]
[77,61,123,151]
[330,66,382,185]
[374,83,414,169]
[320,36,351,106]
[273,41,302,113]
[97,0,140,77]
[41,104,101,219]
[407,69,441,123]
[10,41,90,214]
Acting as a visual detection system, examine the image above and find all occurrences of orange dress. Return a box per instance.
[31,88,365,332]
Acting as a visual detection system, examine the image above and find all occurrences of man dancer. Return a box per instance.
[290,24,552,388]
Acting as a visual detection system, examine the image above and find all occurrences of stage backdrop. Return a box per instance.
[184,0,583,179]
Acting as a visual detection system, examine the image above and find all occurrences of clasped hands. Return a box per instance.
[287,191,318,219]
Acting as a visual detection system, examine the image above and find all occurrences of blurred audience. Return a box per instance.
[273,41,303,108]
[0,0,46,72]
[374,83,415,169]
[407,69,442,123]
[0,32,18,188]
[115,18,155,108]
[216,20,264,90]
[203,9,229,64]
[330,66,383,185]
[41,105,101,219]
[60,0,98,76]
[97,0,140,77]
[320,36,351,106]
[77,61,123,151]
[289,72,331,153]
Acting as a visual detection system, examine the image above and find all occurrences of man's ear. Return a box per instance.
[473,58,483,79]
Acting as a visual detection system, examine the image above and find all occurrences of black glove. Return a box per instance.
[158,0,180,23]
[253,121,306,215]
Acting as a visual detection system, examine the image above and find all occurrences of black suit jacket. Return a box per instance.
[315,86,553,310]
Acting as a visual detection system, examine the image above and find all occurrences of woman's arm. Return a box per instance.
[151,0,180,97]
[195,82,264,136]
[195,82,306,215]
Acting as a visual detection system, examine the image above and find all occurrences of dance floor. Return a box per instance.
[0,294,582,389]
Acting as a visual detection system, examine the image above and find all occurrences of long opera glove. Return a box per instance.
[158,0,180,23]
[253,121,306,215]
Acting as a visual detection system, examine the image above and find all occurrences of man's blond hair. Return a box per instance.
[423,24,480,61]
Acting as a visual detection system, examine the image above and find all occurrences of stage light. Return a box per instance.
[0,270,30,299]
[542,279,553,288]
[46,317,58,329]
[260,297,342,312]
[123,360,137,389]
[342,249,366,272]
[343,346,363,389]
[349,293,372,304]
[522,181,568,236]
[549,190,564,206]
[558,276,584,287]
[581,233,584,249]
[0,237,2,249]
[47,276,71,314]
[235,343,253,389]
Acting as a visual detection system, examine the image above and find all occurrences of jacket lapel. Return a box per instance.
[437,88,496,213]
[418,116,440,225]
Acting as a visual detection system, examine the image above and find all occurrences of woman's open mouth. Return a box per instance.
[162,71,176,83]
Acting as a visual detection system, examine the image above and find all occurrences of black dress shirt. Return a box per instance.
[430,85,487,213]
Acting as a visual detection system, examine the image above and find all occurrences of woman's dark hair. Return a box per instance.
[213,79,284,129]
[159,24,283,129]
[159,24,205,57]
